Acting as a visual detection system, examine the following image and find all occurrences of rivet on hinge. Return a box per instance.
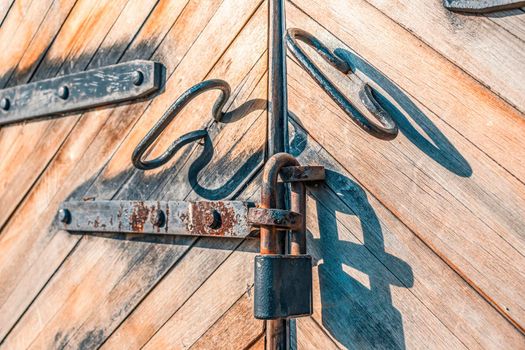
[0,97,10,111]
[132,71,144,86]
[58,208,72,224]
[150,209,166,227]
[58,86,69,100]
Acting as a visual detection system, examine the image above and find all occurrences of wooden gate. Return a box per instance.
[0,0,523,348]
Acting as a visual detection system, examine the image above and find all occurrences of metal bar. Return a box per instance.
[280,165,325,183]
[290,182,306,255]
[132,79,231,170]
[58,200,254,238]
[0,60,162,126]
[268,0,290,346]
[443,0,525,13]
[285,28,398,140]
[248,208,302,231]
[268,0,288,158]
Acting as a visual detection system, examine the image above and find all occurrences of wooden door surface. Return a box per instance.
[0,0,523,349]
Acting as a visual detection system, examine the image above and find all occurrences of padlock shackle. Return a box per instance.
[260,153,300,255]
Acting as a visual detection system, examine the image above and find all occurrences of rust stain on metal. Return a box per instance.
[165,204,169,233]
[187,202,241,236]
[117,205,123,231]
[129,201,150,232]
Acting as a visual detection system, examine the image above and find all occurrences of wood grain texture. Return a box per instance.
[0,0,136,228]
[141,239,260,349]
[363,0,525,112]
[0,0,524,348]
[0,0,15,26]
[287,1,525,330]
[189,292,264,350]
[291,0,525,183]
[289,120,524,349]
[487,8,525,41]
[0,2,266,347]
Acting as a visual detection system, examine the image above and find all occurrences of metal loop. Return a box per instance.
[132,79,231,170]
[285,28,398,140]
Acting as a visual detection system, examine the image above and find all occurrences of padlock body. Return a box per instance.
[254,254,312,319]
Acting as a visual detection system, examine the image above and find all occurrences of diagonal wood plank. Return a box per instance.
[0,0,15,26]
[0,0,80,172]
[289,120,523,348]
[487,8,525,42]
[361,0,525,113]
[0,0,196,341]
[0,3,265,346]
[0,0,61,86]
[102,79,267,349]
[291,0,525,184]
[295,317,340,350]
[189,291,264,350]
[141,239,260,349]
[287,2,525,330]
[0,0,135,228]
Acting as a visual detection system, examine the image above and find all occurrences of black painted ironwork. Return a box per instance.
[443,0,525,13]
[0,60,162,126]
[286,28,398,140]
[131,79,230,170]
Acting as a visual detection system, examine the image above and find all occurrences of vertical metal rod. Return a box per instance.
[290,182,306,255]
[267,0,289,348]
[268,0,288,158]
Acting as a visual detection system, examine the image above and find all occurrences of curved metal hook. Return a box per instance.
[132,79,231,170]
[285,28,398,140]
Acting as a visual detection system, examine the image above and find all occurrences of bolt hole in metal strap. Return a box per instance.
[132,79,231,170]
[285,28,398,140]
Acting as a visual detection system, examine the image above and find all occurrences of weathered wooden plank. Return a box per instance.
[0,0,59,86]
[291,0,525,184]
[0,0,162,213]
[61,59,267,349]
[141,239,259,349]
[247,335,265,350]
[487,8,525,42]
[102,69,267,349]
[0,3,266,347]
[0,0,79,172]
[362,0,525,113]
[189,292,263,350]
[0,0,191,341]
[295,317,340,350]
[0,0,136,227]
[0,0,15,27]
[287,2,525,329]
[289,120,524,349]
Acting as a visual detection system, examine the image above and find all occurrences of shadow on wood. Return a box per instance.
[334,48,472,178]
[311,170,414,349]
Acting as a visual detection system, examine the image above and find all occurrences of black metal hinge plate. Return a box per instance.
[443,0,525,13]
[0,60,162,126]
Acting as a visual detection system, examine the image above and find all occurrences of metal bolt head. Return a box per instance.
[150,209,166,227]
[58,86,69,99]
[58,208,71,224]
[0,97,10,111]
[132,71,144,86]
